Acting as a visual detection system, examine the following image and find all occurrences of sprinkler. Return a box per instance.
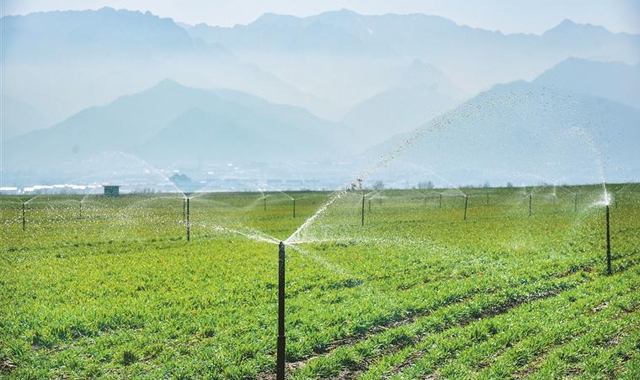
[439,194,443,208]
[361,191,365,227]
[574,193,578,212]
[277,242,286,380]
[463,195,469,221]
[293,198,296,218]
[369,198,372,212]
[528,194,532,217]
[264,196,267,211]
[186,198,190,242]
[79,202,82,220]
[22,202,26,231]
[606,205,611,275]
[183,198,186,221]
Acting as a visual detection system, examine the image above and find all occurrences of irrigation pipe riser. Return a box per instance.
[361,192,365,227]
[277,242,286,380]
[186,198,190,242]
[22,202,26,231]
[463,195,469,221]
[606,205,611,275]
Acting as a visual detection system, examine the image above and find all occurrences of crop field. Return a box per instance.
[1,185,640,380]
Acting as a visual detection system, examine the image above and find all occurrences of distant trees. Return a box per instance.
[372,181,385,190]
[418,181,434,189]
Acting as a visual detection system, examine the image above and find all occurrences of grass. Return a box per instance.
[0,184,639,379]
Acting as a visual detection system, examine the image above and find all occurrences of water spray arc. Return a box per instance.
[277,242,286,380]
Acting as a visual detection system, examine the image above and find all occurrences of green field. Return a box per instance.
[1,185,640,380]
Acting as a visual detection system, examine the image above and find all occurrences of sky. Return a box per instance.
[3,0,640,34]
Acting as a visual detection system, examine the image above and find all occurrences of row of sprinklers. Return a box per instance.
[271,186,621,380]
[11,186,623,380]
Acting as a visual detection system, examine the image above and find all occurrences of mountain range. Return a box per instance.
[2,8,639,185]
[3,80,351,175]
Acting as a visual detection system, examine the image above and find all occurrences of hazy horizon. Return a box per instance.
[3,0,640,35]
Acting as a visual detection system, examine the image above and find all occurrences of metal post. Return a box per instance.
[574,193,578,212]
[186,198,190,242]
[264,196,267,211]
[369,198,371,212]
[183,198,186,222]
[292,199,296,218]
[22,203,26,231]
[528,194,532,217]
[463,195,468,221]
[439,194,443,208]
[361,192,365,227]
[277,242,286,380]
[606,205,611,275]
[79,202,82,219]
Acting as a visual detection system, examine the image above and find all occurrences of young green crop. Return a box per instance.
[0,185,638,379]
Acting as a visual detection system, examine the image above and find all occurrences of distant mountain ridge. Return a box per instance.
[188,9,640,95]
[533,57,640,109]
[3,80,352,173]
[1,7,337,133]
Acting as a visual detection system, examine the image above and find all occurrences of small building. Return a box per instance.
[103,185,120,197]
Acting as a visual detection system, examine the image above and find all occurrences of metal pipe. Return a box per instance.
[277,242,286,380]
[463,195,469,221]
[574,193,578,212]
[293,198,296,219]
[22,202,26,231]
[264,196,267,211]
[186,198,190,242]
[439,194,442,208]
[606,205,611,275]
[361,192,365,227]
[528,194,532,217]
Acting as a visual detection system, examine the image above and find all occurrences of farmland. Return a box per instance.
[1,184,640,380]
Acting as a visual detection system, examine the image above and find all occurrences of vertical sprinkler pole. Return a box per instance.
[574,193,578,212]
[186,198,190,242]
[463,195,469,221]
[22,202,26,231]
[79,202,82,219]
[183,198,186,222]
[528,194,532,217]
[277,242,286,380]
[369,198,372,212]
[439,194,443,208]
[606,205,611,275]
[361,192,365,227]
[264,196,267,212]
[292,198,296,219]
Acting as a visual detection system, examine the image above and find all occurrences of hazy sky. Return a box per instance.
[3,0,640,34]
